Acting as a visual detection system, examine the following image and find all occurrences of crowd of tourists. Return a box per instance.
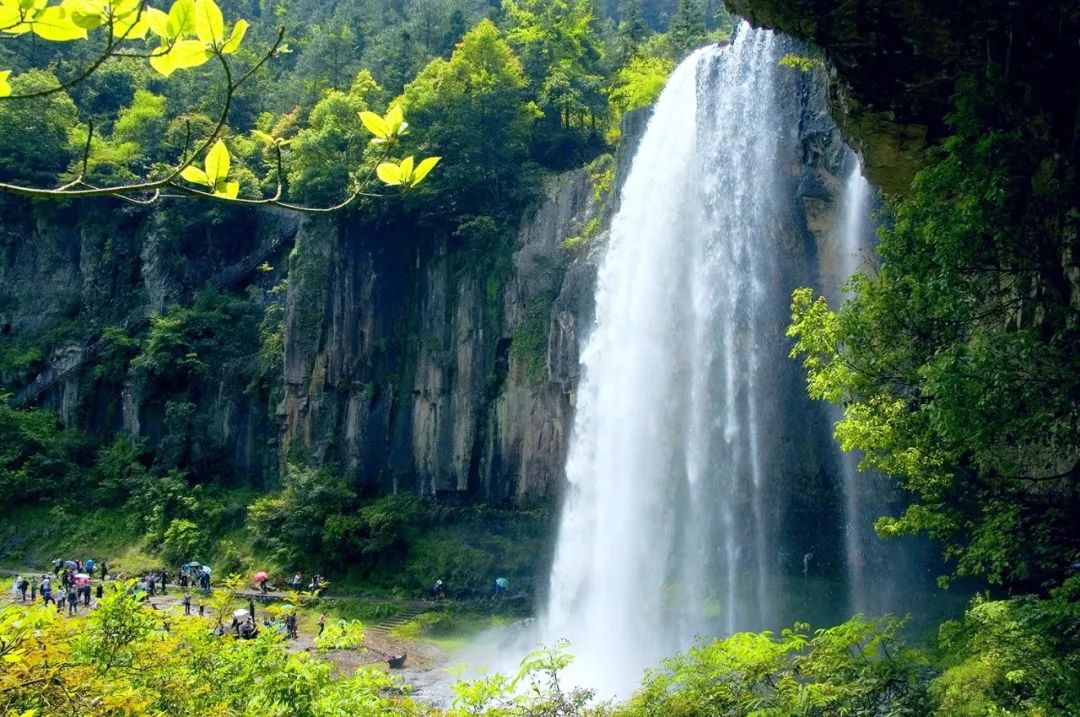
[11,558,109,615]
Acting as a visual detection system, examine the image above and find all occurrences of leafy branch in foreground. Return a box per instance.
[0,0,439,210]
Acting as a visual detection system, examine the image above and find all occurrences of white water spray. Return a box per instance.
[838,158,874,613]
[541,26,802,697]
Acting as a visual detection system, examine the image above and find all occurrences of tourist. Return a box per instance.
[99,560,109,581]
[41,577,52,605]
[160,570,168,595]
[183,593,191,615]
[52,559,62,576]
[248,597,256,621]
[86,558,95,578]
[96,583,104,601]
[82,583,91,606]
[15,575,28,602]
[66,587,78,615]
[285,613,297,639]
[432,578,446,600]
[54,586,66,613]
[492,576,508,600]
[318,613,326,636]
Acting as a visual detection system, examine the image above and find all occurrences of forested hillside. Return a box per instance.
[2,1,1079,715]
[0,0,732,592]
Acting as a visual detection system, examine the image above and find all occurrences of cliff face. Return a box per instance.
[0,199,292,485]
[726,0,1080,194]
[280,168,604,505]
[3,67,861,510]
[280,67,864,517]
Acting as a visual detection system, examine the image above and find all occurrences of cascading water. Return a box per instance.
[838,159,874,613]
[523,21,943,700]
[834,163,937,620]
[541,25,810,697]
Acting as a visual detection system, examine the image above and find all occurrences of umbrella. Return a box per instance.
[495,577,509,589]
[201,566,212,575]
[253,571,268,583]
[63,560,77,569]
[232,609,249,620]
[74,573,90,586]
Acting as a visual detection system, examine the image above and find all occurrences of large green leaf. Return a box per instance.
[398,156,415,183]
[150,39,212,76]
[358,111,388,139]
[220,18,246,54]
[145,7,169,37]
[193,0,222,46]
[112,5,149,39]
[384,105,405,135]
[204,139,230,187]
[213,180,238,198]
[180,165,209,186]
[411,157,441,187]
[165,0,195,38]
[60,0,105,30]
[30,6,87,41]
[376,162,402,186]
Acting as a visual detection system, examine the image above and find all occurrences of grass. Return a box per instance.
[389,607,515,650]
[0,505,157,574]
[0,502,265,579]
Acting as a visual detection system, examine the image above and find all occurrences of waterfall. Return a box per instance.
[838,159,874,613]
[541,26,806,697]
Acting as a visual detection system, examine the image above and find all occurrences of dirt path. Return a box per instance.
[1,572,454,700]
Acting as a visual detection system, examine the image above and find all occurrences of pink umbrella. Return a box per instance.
[253,571,268,583]
[74,574,90,586]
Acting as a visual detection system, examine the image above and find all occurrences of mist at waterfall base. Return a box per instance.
[458,25,943,699]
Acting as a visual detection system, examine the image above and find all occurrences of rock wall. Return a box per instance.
[0,199,291,484]
[3,64,860,510]
[280,168,605,505]
[725,0,1080,195]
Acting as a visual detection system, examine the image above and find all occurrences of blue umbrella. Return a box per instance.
[495,577,509,589]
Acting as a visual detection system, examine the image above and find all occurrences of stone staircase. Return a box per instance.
[8,229,296,409]
[366,601,433,636]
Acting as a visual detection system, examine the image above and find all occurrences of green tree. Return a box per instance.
[619,616,929,716]
[668,0,706,58]
[788,79,1080,591]
[0,71,79,185]
[618,0,650,51]
[285,71,383,204]
[247,463,357,568]
[398,18,539,217]
[607,53,673,117]
[0,0,435,209]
